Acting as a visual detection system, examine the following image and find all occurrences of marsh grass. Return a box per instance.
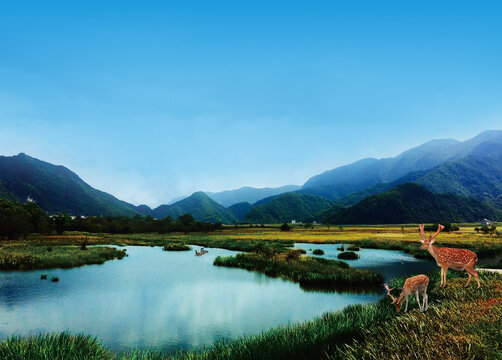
[312,249,324,255]
[163,243,191,251]
[0,333,111,360]
[346,245,359,251]
[0,245,127,270]
[213,251,383,288]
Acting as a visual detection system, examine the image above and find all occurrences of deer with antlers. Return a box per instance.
[384,274,429,313]
[419,224,480,289]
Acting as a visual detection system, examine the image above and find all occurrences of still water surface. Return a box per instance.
[0,245,434,353]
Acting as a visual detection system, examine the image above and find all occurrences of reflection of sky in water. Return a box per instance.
[294,243,438,281]
[0,246,381,353]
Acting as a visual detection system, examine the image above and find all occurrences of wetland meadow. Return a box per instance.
[0,225,501,359]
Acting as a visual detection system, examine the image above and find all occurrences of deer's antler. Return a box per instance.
[384,283,396,302]
[428,224,445,243]
[418,224,427,243]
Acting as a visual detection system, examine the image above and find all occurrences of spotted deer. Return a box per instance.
[384,274,429,313]
[419,224,480,289]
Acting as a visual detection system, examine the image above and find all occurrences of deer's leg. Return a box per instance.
[404,295,409,313]
[415,292,422,312]
[439,267,444,287]
[424,292,428,312]
[442,267,449,287]
[466,264,480,289]
[464,269,472,288]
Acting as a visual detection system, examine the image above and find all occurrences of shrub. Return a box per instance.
[312,249,324,255]
[280,223,291,231]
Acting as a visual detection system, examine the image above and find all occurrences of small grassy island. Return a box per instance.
[0,245,126,271]
[337,251,359,260]
[162,243,191,251]
[312,249,324,255]
[213,249,383,288]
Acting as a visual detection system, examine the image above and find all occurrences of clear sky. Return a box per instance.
[1,1,502,207]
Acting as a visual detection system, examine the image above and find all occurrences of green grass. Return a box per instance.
[346,245,360,251]
[162,243,191,251]
[0,245,127,270]
[335,272,502,360]
[213,250,383,289]
[0,333,111,360]
[337,251,359,260]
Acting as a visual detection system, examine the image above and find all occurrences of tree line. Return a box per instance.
[0,198,222,240]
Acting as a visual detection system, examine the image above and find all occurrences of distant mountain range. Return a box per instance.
[206,185,301,207]
[1,130,501,225]
[300,130,502,201]
[150,192,237,224]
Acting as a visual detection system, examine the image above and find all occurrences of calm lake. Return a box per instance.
[0,245,435,353]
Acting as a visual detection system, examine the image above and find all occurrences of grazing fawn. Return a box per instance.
[384,274,429,313]
[419,224,480,289]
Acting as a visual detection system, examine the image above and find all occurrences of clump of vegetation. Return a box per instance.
[346,245,360,251]
[337,245,345,251]
[46,247,53,252]
[312,249,324,255]
[0,246,127,270]
[213,251,381,288]
[338,251,359,260]
[162,243,191,251]
[51,277,59,282]
[40,274,47,280]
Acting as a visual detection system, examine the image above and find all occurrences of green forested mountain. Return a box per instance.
[0,153,140,216]
[244,192,332,224]
[206,185,301,207]
[322,183,496,224]
[152,191,236,223]
[227,202,253,221]
[332,139,502,207]
[301,130,502,201]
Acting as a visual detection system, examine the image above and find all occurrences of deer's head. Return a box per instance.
[419,224,445,250]
[384,283,405,312]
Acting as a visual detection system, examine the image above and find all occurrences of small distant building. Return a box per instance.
[481,219,491,226]
[291,220,296,224]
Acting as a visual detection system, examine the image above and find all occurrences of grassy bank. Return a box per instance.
[213,250,383,289]
[20,224,502,261]
[0,245,126,270]
[2,270,500,360]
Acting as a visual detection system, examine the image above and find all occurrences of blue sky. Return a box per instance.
[1,1,502,207]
